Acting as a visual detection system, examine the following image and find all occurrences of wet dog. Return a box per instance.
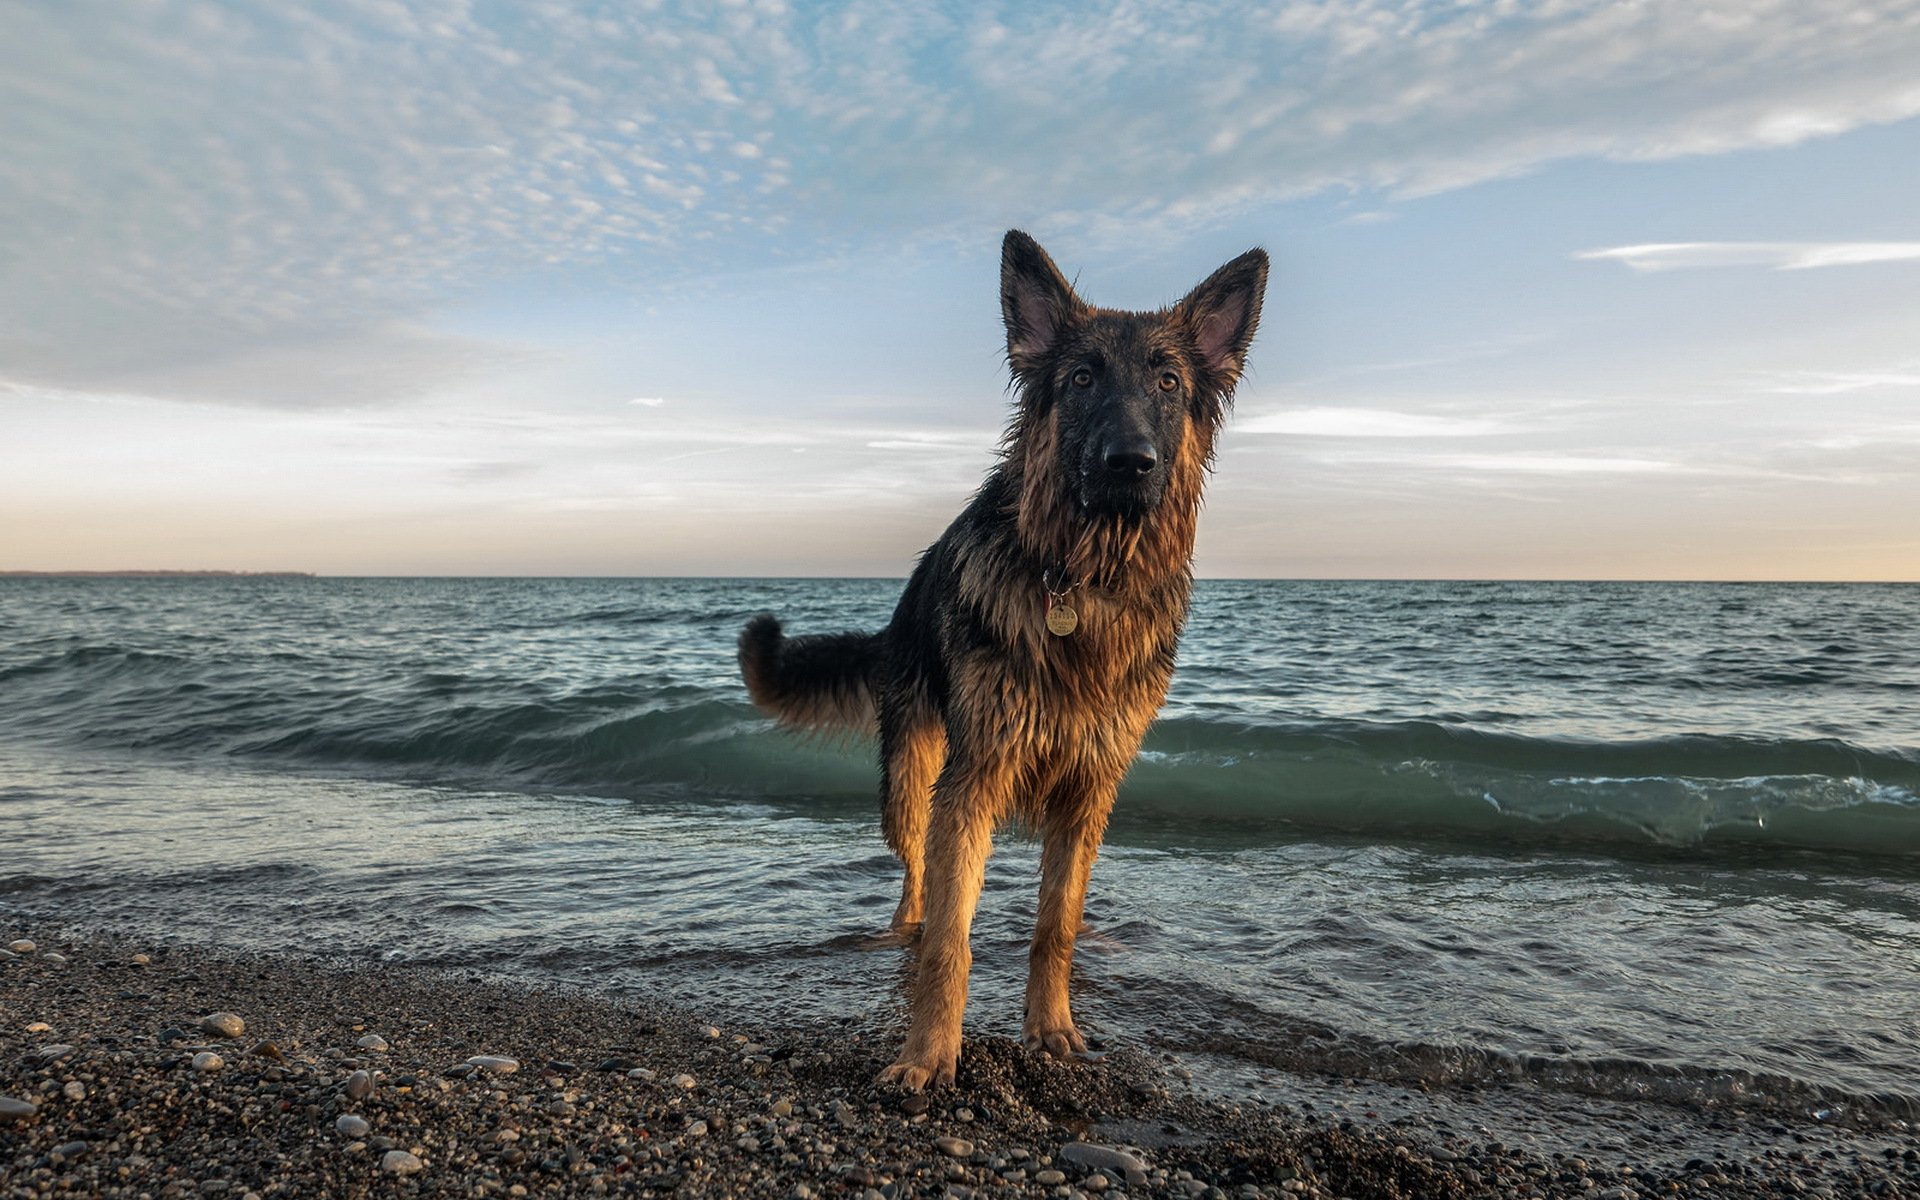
[740,230,1268,1089]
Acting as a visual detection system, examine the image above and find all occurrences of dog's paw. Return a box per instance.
[877,1048,958,1092]
[1022,1018,1088,1060]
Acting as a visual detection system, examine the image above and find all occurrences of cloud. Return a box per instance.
[1578,242,1920,272]
[628,397,667,407]
[1759,369,1920,394]
[0,317,519,408]
[7,1,1920,405]
[1423,452,1685,475]
[1237,407,1519,438]
[862,430,992,451]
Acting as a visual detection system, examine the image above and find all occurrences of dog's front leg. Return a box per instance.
[1023,777,1115,1058]
[878,756,1008,1091]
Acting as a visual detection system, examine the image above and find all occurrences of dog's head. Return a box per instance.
[999,230,1267,523]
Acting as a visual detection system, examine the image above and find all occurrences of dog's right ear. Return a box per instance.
[1001,230,1083,375]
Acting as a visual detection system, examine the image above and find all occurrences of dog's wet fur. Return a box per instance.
[740,230,1267,1090]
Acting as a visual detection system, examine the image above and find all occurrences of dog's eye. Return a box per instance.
[1158,372,1179,392]
[1071,367,1093,388]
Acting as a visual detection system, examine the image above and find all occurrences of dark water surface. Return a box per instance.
[3,578,1917,1123]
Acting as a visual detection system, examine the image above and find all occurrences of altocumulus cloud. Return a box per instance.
[5,0,1920,407]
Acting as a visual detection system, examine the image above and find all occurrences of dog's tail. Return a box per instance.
[738,613,880,734]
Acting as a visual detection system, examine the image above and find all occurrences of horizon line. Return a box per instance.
[3,571,1916,585]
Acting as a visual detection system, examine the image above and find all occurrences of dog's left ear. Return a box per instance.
[1175,249,1269,389]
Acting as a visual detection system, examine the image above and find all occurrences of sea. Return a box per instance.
[2,577,1917,1126]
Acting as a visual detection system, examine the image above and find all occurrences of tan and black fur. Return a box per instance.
[740,230,1267,1090]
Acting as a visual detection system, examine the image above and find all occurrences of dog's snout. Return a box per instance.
[1103,438,1158,478]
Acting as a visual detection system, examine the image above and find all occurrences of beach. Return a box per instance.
[4,931,1915,1199]
[4,577,1919,1196]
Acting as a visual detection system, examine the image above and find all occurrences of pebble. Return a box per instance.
[356,1034,389,1051]
[670,1072,697,1090]
[686,1119,709,1137]
[770,1098,793,1118]
[0,949,13,962]
[1060,1142,1151,1188]
[336,1114,371,1138]
[937,1136,974,1158]
[1035,1169,1067,1185]
[63,1080,85,1101]
[201,1012,246,1039]
[192,1051,225,1072]
[33,1044,76,1065]
[249,1039,285,1062]
[8,939,35,955]
[465,1055,519,1074]
[380,1149,424,1175]
[702,1025,722,1038]
[25,1021,52,1033]
[131,953,150,965]
[344,1069,374,1100]
[626,1067,656,1081]
[42,952,68,965]
[52,1139,88,1161]
[0,1096,37,1121]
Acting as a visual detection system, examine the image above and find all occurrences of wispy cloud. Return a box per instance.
[7,1,1920,406]
[862,431,992,451]
[1758,368,1920,394]
[628,397,667,407]
[1577,242,1920,272]
[1237,407,1519,438]
[1426,452,1686,475]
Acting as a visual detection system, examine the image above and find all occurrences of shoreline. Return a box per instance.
[3,930,1916,1199]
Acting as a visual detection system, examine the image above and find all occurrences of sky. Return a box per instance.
[3,1,1919,580]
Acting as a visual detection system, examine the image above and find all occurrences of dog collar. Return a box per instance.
[1042,563,1080,637]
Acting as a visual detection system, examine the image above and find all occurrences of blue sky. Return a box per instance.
[3,0,1919,578]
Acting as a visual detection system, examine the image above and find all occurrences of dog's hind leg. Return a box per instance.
[880,714,945,935]
[1022,764,1121,1059]
[878,750,1012,1091]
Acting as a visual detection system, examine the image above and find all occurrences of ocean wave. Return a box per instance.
[2,641,1916,858]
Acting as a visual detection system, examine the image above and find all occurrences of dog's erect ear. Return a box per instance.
[1001,230,1083,374]
[1174,248,1269,389]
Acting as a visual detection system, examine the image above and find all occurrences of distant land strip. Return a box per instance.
[0,570,315,578]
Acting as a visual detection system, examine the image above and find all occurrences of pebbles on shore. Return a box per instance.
[200,1011,246,1039]
[2,931,1914,1200]
[465,1054,519,1074]
[1061,1140,1150,1187]
[379,1149,423,1175]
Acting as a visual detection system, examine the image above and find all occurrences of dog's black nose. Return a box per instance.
[1104,439,1158,478]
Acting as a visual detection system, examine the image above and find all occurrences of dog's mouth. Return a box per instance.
[1077,475,1164,519]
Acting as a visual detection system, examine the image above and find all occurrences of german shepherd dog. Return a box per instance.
[739,230,1267,1091]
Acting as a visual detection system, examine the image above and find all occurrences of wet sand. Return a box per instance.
[2,930,1914,1199]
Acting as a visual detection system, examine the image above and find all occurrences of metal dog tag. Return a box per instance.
[1046,602,1078,637]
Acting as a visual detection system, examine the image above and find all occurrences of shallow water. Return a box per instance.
[2,578,1917,1123]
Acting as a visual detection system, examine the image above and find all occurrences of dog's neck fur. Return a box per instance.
[1001,396,1217,600]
